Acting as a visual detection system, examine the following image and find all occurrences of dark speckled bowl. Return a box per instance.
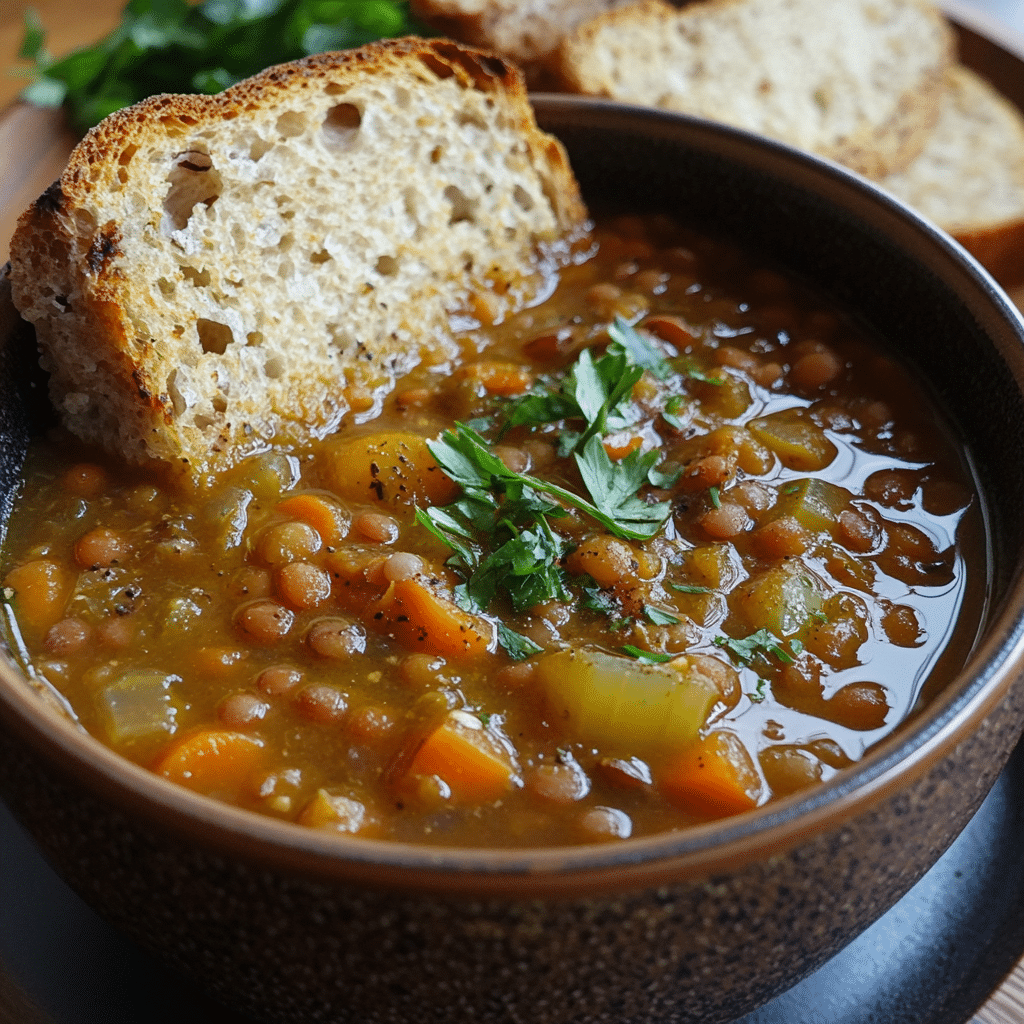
[3,97,1024,1024]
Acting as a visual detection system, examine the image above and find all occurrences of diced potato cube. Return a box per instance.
[772,478,851,535]
[731,565,824,637]
[683,543,738,590]
[97,670,180,748]
[298,789,369,833]
[748,408,837,471]
[318,432,459,511]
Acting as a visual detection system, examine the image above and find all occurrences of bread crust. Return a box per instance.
[878,64,1024,288]
[410,0,638,85]
[552,0,954,178]
[9,38,588,479]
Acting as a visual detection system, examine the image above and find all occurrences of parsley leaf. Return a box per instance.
[621,645,674,663]
[644,606,681,626]
[668,582,712,595]
[714,628,795,665]
[574,436,670,539]
[429,424,670,543]
[496,623,543,661]
[747,679,769,703]
[18,0,425,134]
[662,394,691,431]
[607,316,673,380]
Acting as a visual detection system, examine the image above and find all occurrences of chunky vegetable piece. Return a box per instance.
[536,649,728,759]
[0,214,982,847]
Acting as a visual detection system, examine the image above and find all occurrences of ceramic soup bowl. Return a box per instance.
[2,97,1024,1024]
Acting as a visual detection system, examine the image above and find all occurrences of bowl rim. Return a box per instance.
[3,96,1024,899]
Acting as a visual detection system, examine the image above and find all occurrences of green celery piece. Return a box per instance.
[772,477,852,535]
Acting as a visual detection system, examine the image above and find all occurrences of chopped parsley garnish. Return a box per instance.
[621,645,674,664]
[415,317,697,657]
[747,679,769,703]
[662,394,690,431]
[668,582,712,595]
[708,485,721,509]
[714,628,795,666]
[644,606,681,626]
[607,317,674,380]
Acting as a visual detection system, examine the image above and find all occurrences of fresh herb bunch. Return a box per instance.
[17,0,425,134]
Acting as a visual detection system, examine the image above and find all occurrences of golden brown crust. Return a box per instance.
[552,0,954,177]
[9,38,587,479]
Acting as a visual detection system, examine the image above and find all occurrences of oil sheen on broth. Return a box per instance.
[0,214,985,848]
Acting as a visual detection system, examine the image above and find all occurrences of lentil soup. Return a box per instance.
[0,215,985,848]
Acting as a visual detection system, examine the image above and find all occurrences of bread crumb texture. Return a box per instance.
[879,64,1024,285]
[9,38,587,477]
[410,0,639,69]
[554,0,953,176]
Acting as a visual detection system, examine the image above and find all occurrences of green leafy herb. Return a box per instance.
[647,461,682,489]
[579,586,614,612]
[714,628,795,666]
[661,394,690,431]
[683,360,723,386]
[708,485,721,509]
[621,645,674,664]
[574,436,671,538]
[644,606,681,626]
[428,423,671,543]
[668,582,712,595]
[17,0,425,134]
[606,316,673,380]
[747,679,769,703]
[503,341,642,444]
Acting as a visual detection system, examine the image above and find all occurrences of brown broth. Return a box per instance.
[0,215,987,847]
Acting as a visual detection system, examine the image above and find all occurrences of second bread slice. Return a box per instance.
[553,0,954,178]
[878,64,1024,287]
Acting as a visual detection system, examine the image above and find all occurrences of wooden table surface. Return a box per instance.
[2,2,1024,1022]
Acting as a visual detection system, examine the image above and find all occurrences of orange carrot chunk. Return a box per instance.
[659,731,761,818]
[408,709,519,802]
[3,559,72,633]
[458,361,534,396]
[275,492,350,546]
[367,575,495,659]
[154,729,265,797]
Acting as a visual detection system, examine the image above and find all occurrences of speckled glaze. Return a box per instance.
[3,99,1024,1024]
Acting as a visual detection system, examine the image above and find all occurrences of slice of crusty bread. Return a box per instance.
[877,64,1024,288]
[552,0,954,178]
[7,38,587,478]
[409,0,638,84]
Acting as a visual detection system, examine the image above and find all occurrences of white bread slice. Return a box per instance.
[7,38,587,479]
[878,64,1024,288]
[409,0,638,83]
[553,0,954,177]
